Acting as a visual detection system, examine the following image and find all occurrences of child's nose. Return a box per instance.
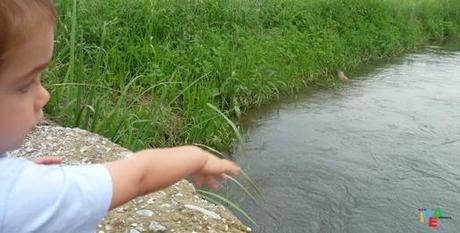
[35,84,50,110]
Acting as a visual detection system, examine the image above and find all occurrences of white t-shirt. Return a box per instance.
[0,153,112,233]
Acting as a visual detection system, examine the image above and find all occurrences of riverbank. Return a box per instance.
[45,0,460,150]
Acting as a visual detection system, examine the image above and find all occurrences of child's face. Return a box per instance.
[0,23,54,153]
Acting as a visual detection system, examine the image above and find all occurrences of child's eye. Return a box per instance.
[18,83,32,93]
[18,78,37,93]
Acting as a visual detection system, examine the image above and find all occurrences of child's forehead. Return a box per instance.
[0,0,57,70]
[0,24,54,85]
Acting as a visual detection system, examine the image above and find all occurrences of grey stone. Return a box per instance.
[148,221,167,232]
[123,229,140,233]
[184,204,221,220]
[136,209,154,217]
[129,229,140,233]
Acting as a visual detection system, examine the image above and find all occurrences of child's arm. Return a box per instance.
[103,145,240,209]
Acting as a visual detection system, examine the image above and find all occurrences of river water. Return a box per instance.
[231,45,460,233]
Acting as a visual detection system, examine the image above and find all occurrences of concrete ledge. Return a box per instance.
[11,125,250,233]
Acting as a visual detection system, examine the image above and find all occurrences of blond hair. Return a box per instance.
[0,0,57,69]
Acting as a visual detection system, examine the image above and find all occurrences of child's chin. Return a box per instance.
[16,131,30,147]
[0,131,28,152]
[3,140,24,153]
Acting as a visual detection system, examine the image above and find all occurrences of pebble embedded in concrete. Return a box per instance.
[148,221,167,232]
[184,204,222,220]
[136,209,154,217]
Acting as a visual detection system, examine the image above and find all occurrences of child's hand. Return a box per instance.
[104,146,240,209]
[32,156,62,165]
[191,154,240,189]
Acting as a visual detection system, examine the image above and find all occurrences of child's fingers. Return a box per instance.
[32,156,63,165]
[192,174,204,188]
[205,176,219,189]
[224,160,240,176]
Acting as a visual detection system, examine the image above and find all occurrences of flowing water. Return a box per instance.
[231,44,460,233]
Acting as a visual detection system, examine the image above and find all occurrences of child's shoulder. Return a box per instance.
[0,154,31,180]
[0,156,112,232]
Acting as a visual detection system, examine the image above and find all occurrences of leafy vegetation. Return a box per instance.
[45,0,460,151]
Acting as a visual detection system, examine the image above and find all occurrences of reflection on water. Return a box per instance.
[231,45,460,233]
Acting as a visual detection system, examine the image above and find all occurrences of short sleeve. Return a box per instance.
[2,159,112,233]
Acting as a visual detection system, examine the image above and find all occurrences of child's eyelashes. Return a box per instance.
[18,82,33,93]
[18,76,40,93]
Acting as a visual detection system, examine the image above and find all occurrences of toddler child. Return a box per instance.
[0,0,240,232]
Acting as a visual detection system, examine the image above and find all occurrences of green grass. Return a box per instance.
[45,0,460,151]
